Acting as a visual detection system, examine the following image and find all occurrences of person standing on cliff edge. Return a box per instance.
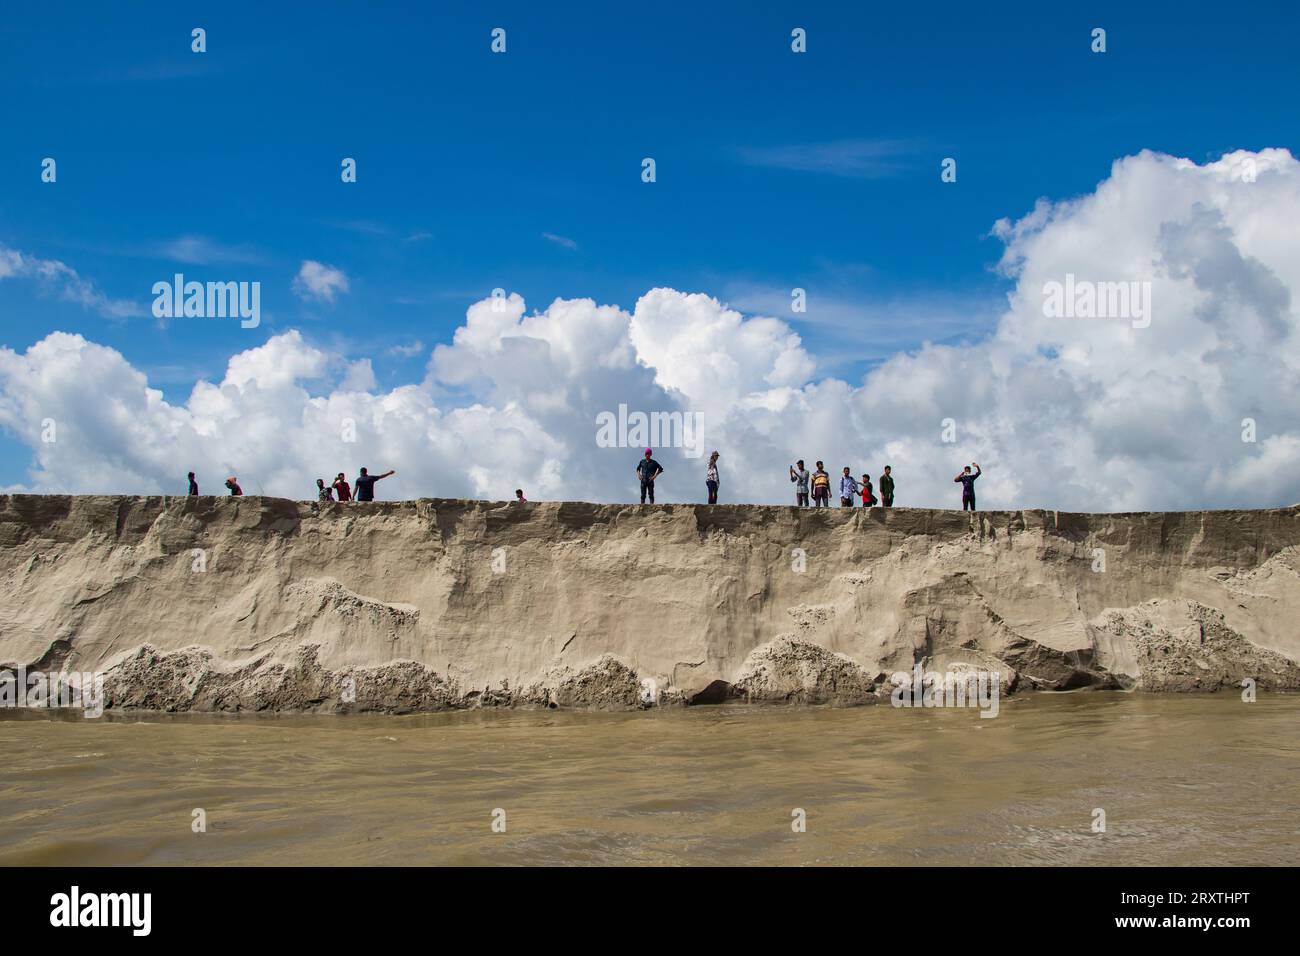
[225,477,243,496]
[354,467,395,502]
[879,466,894,507]
[811,461,831,507]
[636,448,663,503]
[187,472,199,495]
[955,462,981,511]
[790,460,809,506]
[333,472,352,502]
[706,450,720,504]
[860,473,876,507]
[839,467,859,507]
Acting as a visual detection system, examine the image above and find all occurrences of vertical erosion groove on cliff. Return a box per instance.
[1,495,1298,712]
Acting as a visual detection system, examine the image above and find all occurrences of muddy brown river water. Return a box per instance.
[1,692,1296,866]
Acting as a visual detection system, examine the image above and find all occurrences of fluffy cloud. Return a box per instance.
[2,149,1299,510]
[291,260,349,303]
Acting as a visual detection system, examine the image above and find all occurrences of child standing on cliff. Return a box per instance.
[706,451,720,504]
[860,474,876,507]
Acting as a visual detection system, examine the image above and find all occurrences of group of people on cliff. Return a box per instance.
[786,461,896,509]
[651,452,981,510]
[639,448,903,509]
[314,469,396,503]
[186,468,397,503]
[185,454,983,511]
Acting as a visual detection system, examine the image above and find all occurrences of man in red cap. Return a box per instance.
[635,448,663,504]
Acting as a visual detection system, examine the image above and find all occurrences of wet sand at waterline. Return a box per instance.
[2,693,1296,866]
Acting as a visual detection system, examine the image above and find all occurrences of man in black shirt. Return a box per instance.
[187,472,199,495]
[954,462,981,511]
[636,449,663,504]
[354,467,395,502]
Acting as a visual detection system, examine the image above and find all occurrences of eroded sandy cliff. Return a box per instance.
[2,495,1298,712]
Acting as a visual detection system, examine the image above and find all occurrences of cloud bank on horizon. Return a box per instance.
[1,148,1298,511]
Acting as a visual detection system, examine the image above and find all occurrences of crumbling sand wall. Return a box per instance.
[1,495,1298,712]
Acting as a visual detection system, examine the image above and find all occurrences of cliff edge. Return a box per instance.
[2,495,1299,712]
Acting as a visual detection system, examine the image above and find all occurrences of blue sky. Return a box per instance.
[1,1,1297,498]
